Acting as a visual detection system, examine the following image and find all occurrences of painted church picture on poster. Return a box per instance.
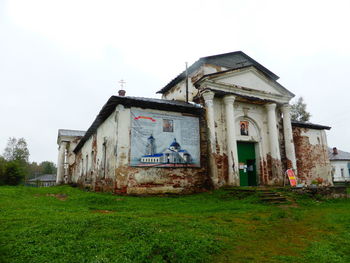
[130,109,200,167]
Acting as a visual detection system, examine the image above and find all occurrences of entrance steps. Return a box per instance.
[222,187,289,204]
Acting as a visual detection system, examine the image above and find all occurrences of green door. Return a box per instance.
[237,142,257,186]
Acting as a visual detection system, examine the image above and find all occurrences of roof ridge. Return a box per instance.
[199,50,244,60]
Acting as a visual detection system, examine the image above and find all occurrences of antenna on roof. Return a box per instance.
[185,62,189,103]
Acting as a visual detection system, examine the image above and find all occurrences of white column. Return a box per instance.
[223,95,239,185]
[202,90,218,186]
[202,91,216,153]
[281,104,297,173]
[265,103,281,160]
[56,141,67,184]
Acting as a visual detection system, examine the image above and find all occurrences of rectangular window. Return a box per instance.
[102,141,107,177]
[86,155,89,174]
[341,168,344,177]
[91,151,94,170]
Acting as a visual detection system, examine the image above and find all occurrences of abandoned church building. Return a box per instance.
[56,51,333,194]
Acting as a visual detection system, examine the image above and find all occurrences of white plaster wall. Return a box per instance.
[115,106,131,168]
[203,64,227,75]
[218,69,282,95]
[74,110,118,182]
[74,135,93,182]
[210,76,273,159]
[162,65,227,102]
[331,160,350,182]
[300,128,325,146]
[162,79,198,102]
[95,111,118,178]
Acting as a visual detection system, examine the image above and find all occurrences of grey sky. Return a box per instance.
[1,0,350,163]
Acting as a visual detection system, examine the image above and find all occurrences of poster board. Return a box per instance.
[286,169,297,187]
[130,109,200,167]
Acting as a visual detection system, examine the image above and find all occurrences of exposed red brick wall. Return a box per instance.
[293,127,331,185]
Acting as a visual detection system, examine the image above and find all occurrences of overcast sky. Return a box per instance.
[1,0,350,163]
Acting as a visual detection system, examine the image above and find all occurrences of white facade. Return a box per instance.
[332,160,350,182]
[329,147,350,182]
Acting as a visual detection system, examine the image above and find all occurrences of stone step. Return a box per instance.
[259,192,281,196]
[222,188,256,192]
[260,196,288,202]
[262,202,288,205]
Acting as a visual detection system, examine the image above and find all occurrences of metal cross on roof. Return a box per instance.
[119,79,126,89]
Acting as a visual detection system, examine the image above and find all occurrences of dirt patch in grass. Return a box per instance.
[91,209,115,214]
[45,193,68,201]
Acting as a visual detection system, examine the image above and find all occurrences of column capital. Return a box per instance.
[202,90,215,102]
[265,103,277,111]
[223,95,236,105]
[281,103,291,111]
[58,140,68,148]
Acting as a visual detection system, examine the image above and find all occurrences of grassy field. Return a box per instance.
[1,186,350,263]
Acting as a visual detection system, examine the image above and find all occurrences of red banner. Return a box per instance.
[134,116,156,122]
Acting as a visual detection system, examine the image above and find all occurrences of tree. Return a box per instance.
[3,137,30,162]
[290,97,311,122]
[3,161,26,185]
[1,137,30,185]
[0,156,6,185]
[40,161,57,174]
[27,162,42,179]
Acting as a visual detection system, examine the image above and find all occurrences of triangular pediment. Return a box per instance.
[208,67,293,98]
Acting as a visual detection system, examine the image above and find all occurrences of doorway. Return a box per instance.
[237,142,257,186]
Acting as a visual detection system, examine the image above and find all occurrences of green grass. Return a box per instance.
[1,186,350,263]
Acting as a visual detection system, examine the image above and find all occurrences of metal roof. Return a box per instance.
[328,148,350,161]
[58,129,86,137]
[73,96,204,154]
[157,51,279,94]
[28,174,57,182]
[291,120,331,130]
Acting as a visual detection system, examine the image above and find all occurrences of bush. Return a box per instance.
[1,160,26,185]
[0,157,6,185]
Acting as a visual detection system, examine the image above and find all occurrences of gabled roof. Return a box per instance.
[291,120,331,130]
[328,148,350,161]
[28,174,56,182]
[74,96,204,153]
[157,51,279,94]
